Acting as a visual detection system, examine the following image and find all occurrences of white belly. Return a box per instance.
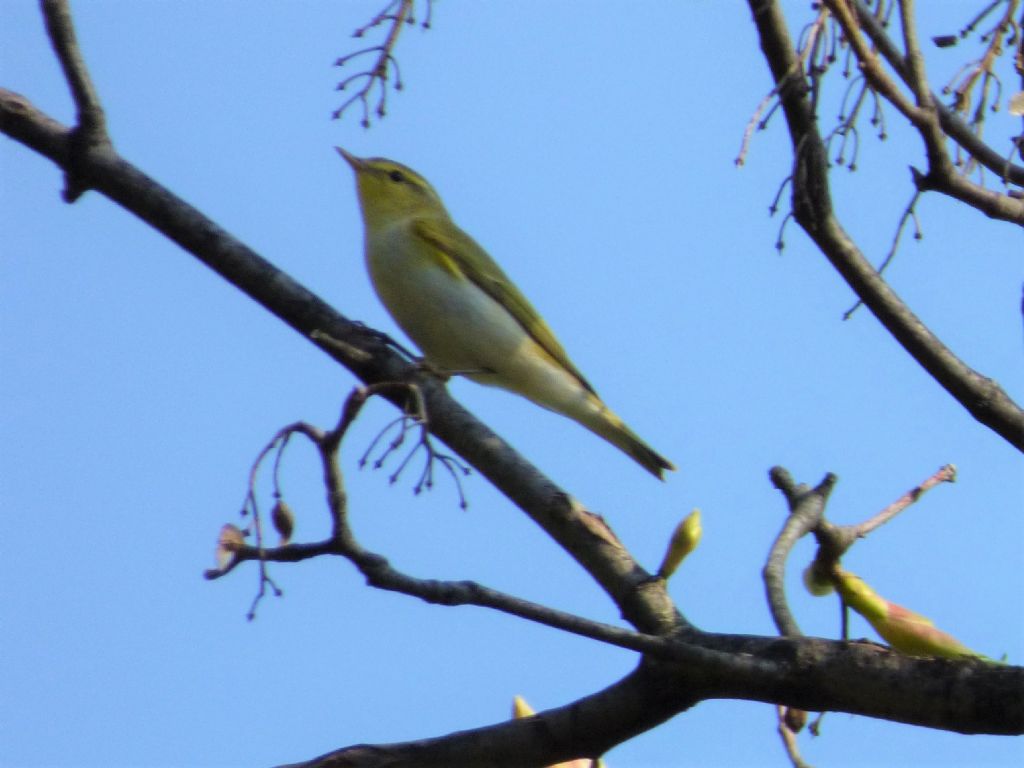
[366,227,597,420]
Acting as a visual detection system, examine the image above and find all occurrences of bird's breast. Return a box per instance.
[365,224,595,420]
[366,225,529,373]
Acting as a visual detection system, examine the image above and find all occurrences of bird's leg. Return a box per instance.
[413,359,494,381]
[350,321,418,360]
[310,324,418,364]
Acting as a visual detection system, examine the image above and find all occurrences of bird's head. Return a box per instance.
[336,148,447,227]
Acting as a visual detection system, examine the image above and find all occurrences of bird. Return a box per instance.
[337,148,675,479]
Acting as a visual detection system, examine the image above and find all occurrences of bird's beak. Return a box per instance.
[335,146,363,171]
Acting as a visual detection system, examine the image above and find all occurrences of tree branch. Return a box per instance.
[219,531,686,658]
[0,86,687,639]
[763,467,837,637]
[845,0,1024,223]
[40,0,109,201]
[824,0,1024,225]
[848,462,956,538]
[205,386,682,657]
[278,665,687,768]
[745,0,1024,452]
[851,0,1024,187]
[276,638,1023,767]
[201,398,1024,765]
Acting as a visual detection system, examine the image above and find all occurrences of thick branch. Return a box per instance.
[745,1,1024,452]
[278,638,1024,767]
[280,665,686,768]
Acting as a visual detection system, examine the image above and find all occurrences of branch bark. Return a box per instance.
[279,639,1023,768]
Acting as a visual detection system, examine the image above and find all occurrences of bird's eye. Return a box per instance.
[388,170,406,183]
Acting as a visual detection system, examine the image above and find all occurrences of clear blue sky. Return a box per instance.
[2,2,1021,766]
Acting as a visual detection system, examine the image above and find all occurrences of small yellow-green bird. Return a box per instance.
[338,148,675,479]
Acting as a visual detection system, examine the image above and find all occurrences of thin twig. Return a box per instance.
[737,6,829,166]
[236,422,323,617]
[41,0,106,138]
[205,386,695,659]
[849,463,957,537]
[351,381,472,505]
[898,0,932,107]
[777,705,814,768]
[40,0,110,201]
[333,0,417,126]
[843,187,922,320]
[825,0,925,125]
[804,464,959,586]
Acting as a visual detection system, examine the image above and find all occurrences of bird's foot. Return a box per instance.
[350,321,418,360]
[414,360,494,382]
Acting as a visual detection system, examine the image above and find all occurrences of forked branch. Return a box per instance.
[745,0,1024,451]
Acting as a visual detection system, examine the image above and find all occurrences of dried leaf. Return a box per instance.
[1008,91,1024,116]
[215,523,246,570]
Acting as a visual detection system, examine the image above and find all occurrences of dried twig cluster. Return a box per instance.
[333,0,434,126]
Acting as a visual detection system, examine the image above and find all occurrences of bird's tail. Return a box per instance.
[584,403,676,480]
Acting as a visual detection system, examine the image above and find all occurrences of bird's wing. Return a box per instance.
[412,217,597,395]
